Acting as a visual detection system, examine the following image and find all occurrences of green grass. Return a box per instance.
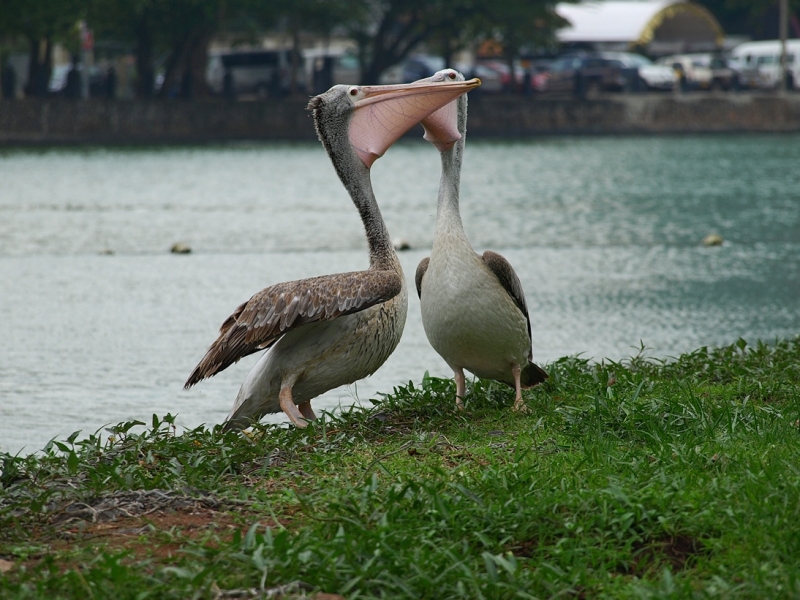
[2,337,800,598]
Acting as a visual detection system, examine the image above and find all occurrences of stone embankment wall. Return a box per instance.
[1,93,799,144]
[467,93,800,136]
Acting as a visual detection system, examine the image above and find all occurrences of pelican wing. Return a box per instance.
[414,257,430,299]
[185,270,402,387]
[481,250,532,340]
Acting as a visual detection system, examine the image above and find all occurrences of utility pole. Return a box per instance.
[779,0,788,93]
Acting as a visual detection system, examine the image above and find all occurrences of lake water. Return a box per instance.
[2,134,799,455]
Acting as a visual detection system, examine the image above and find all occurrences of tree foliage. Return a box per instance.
[3,0,798,100]
[87,0,235,98]
[471,0,566,89]
[339,0,563,85]
[0,0,85,96]
[696,0,800,39]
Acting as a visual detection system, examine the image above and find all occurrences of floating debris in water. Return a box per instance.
[171,242,192,254]
[393,237,411,251]
[702,233,723,247]
[98,249,114,255]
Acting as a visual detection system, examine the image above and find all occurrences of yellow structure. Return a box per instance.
[557,0,724,56]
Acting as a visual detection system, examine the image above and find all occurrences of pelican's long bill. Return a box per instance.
[418,69,475,152]
[348,77,481,168]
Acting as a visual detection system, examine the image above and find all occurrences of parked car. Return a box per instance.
[730,40,800,90]
[726,55,760,89]
[525,60,552,93]
[458,63,504,92]
[601,52,675,91]
[545,54,638,98]
[704,54,741,90]
[656,54,714,90]
[402,55,445,82]
[206,49,306,98]
[480,60,527,91]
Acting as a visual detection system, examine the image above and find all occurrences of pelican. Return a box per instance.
[185,77,479,430]
[415,69,548,411]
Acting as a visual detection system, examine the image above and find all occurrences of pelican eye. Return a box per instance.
[349,87,358,96]
[448,71,456,80]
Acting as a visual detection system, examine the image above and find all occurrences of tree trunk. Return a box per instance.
[186,30,213,98]
[357,14,430,85]
[25,38,39,97]
[505,52,517,94]
[24,36,53,98]
[158,37,190,99]
[442,48,453,71]
[134,16,155,98]
[290,28,300,95]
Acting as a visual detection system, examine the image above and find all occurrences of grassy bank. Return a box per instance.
[2,338,800,598]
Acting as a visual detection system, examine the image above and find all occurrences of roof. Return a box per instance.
[556,0,723,46]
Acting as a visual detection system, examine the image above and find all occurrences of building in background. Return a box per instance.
[556,0,724,57]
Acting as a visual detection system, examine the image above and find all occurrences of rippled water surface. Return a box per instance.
[2,135,799,454]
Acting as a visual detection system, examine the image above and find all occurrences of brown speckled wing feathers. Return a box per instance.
[184,270,402,387]
[415,257,430,299]
[481,250,531,340]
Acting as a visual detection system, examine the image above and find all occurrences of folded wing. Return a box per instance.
[481,250,532,341]
[185,270,402,387]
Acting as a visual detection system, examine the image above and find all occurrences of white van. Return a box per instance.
[729,40,800,90]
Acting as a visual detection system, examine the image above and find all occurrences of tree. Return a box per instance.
[89,0,248,99]
[341,0,451,84]
[696,0,800,39]
[337,0,563,85]
[476,0,566,91]
[87,0,157,97]
[154,0,225,98]
[267,0,350,94]
[0,0,86,97]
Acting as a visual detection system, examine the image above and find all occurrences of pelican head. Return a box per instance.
[415,69,479,153]
[308,77,480,170]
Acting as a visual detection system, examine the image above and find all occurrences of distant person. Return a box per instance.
[1,63,15,100]
[105,66,117,99]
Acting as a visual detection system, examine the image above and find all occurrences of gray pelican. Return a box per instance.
[185,77,479,429]
[415,69,548,411]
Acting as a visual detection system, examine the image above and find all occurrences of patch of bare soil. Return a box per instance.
[5,488,278,568]
[628,535,706,574]
[50,488,231,525]
[211,580,345,599]
[509,534,707,576]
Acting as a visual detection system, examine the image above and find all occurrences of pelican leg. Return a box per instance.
[454,367,466,410]
[511,363,527,412]
[279,386,309,428]
[298,401,317,421]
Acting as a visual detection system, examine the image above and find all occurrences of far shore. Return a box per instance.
[2,92,800,146]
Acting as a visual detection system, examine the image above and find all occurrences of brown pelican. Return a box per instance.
[415,70,548,411]
[185,77,480,430]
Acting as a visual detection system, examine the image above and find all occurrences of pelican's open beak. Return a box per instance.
[414,69,479,152]
[349,77,481,168]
